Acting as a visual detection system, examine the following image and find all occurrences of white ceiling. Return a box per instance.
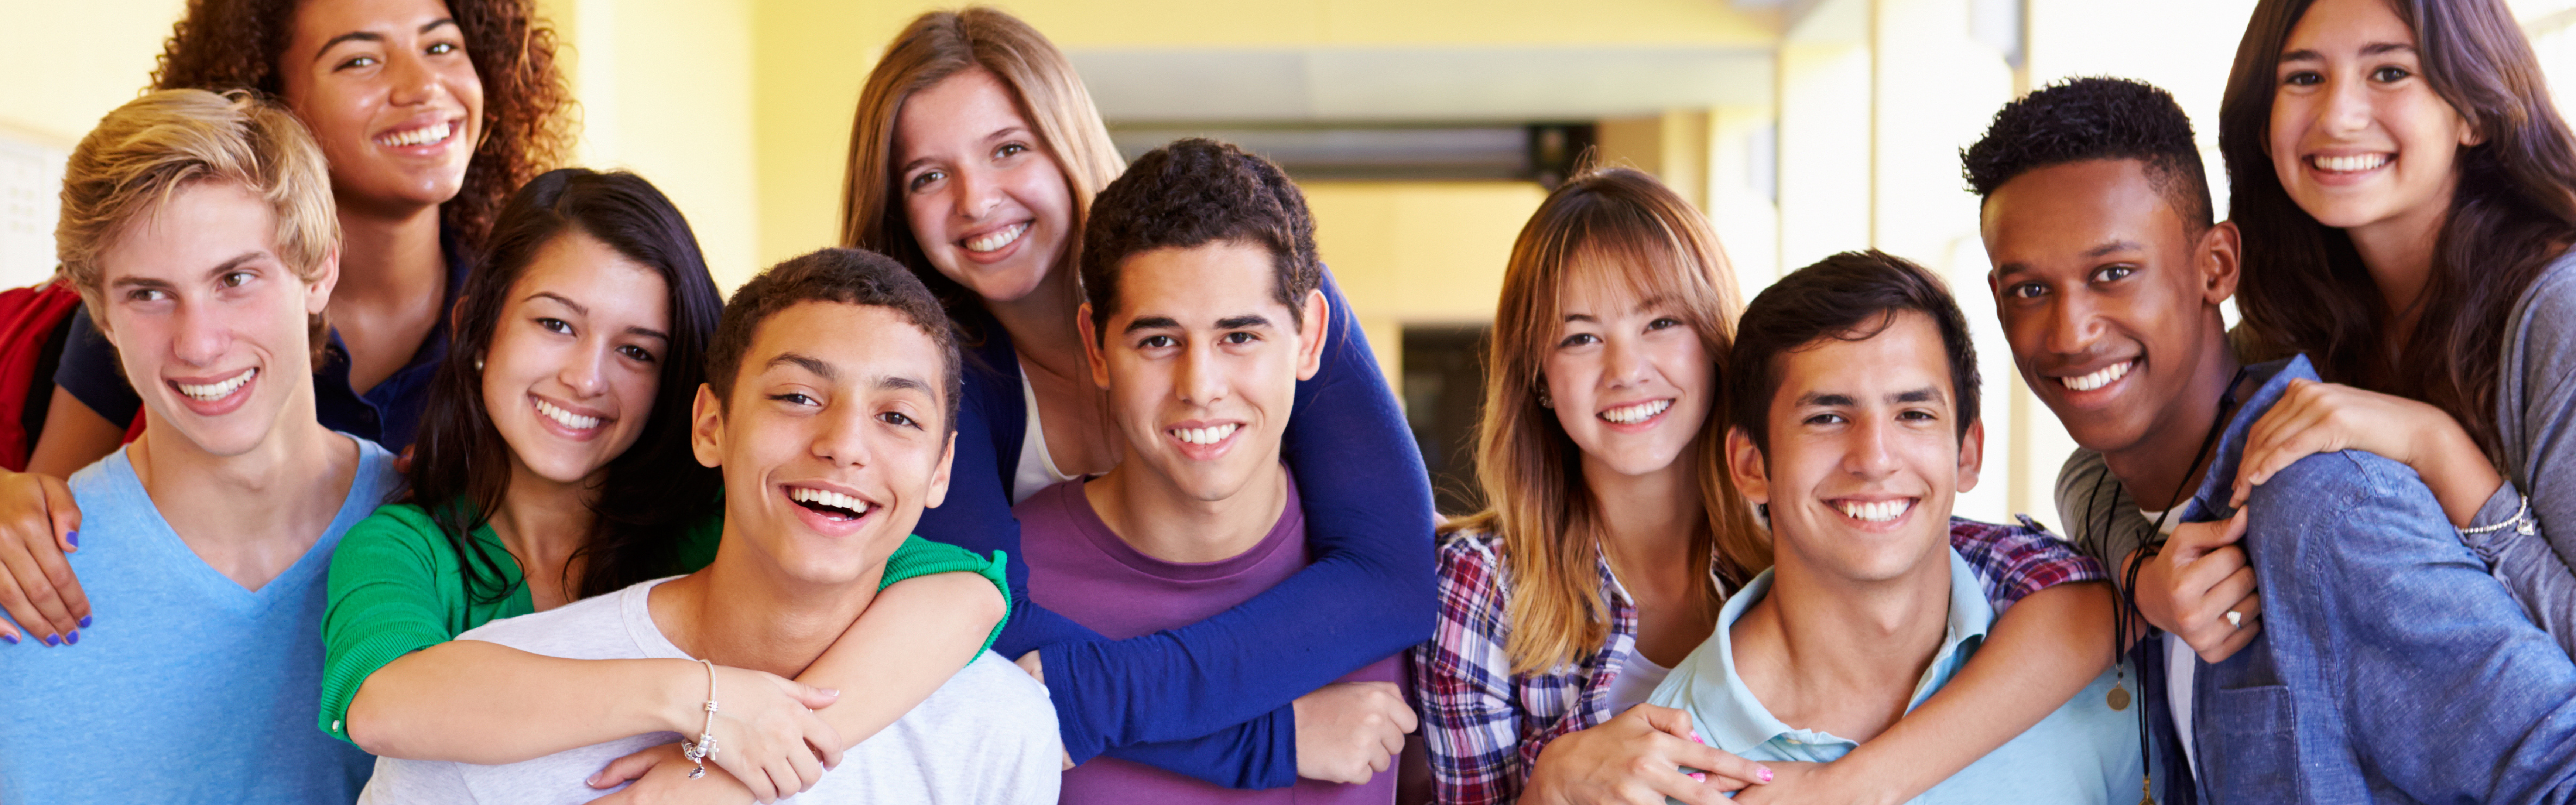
[1068,46,1777,124]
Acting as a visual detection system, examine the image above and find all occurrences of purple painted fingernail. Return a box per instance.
[42,634,58,647]
[64,630,77,645]
[1,633,16,645]
[66,530,77,548]
[78,616,91,629]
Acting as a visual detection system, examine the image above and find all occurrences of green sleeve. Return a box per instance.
[316,503,500,745]
[674,512,722,572]
[876,535,1012,659]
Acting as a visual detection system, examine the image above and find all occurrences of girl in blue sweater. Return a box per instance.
[837,8,1436,788]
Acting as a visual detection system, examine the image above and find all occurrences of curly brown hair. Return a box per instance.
[151,0,574,249]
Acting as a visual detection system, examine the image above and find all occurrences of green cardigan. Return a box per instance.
[316,501,1007,744]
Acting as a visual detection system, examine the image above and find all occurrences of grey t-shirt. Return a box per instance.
[2460,249,2576,657]
[357,576,1063,804]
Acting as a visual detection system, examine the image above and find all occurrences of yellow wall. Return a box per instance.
[543,0,764,288]
[0,0,181,146]
[1303,181,1551,377]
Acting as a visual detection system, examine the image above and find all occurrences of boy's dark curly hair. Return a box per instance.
[152,0,574,249]
[1079,137,1321,342]
[1961,76,2212,233]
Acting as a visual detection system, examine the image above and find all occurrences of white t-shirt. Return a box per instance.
[2141,509,2198,777]
[1601,641,1674,717]
[1599,573,1676,716]
[359,577,1062,805]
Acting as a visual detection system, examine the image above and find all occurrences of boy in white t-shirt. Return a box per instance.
[362,248,1061,804]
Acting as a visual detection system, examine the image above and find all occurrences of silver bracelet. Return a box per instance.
[680,658,719,779]
[2461,493,2537,537]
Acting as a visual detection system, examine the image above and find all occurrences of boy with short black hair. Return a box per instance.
[1649,250,2140,802]
[361,247,1061,804]
[1972,76,2576,803]
[1013,137,1411,802]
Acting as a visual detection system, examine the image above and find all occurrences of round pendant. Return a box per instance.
[2107,685,2132,711]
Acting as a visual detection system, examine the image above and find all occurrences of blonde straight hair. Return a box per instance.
[839,6,1125,314]
[1453,167,1767,674]
[55,88,337,346]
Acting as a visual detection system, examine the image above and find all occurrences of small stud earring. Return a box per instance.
[474,357,484,371]
[1537,388,1552,409]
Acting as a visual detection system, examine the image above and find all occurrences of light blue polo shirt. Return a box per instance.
[0,437,395,804]
[1648,548,2141,804]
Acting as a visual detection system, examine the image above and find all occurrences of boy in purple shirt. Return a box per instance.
[1014,138,1413,802]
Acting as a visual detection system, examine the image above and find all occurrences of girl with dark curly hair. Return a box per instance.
[0,0,569,648]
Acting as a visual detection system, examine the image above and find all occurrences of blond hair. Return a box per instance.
[55,88,337,335]
[838,7,1124,313]
[1454,167,1768,674]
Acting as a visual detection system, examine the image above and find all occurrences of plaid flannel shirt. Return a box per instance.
[1410,515,2105,805]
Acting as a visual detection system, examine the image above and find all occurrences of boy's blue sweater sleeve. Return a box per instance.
[1033,271,1439,777]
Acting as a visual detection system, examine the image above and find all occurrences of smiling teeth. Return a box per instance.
[2315,153,2390,172]
[1173,423,1238,445]
[377,121,452,148]
[963,223,1028,253]
[534,399,600,430]
[791,487,871,516]
[1601,399,1672,424]
[176,369,255,401]
[1838,500,1909,522]
[2061,360,2133,392]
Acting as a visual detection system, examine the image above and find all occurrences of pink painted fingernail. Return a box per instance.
[1689,729,1703,743]
[1688,772,1707,782]
[1760,767,1774,783]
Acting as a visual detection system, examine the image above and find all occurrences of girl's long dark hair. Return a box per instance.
[406,168,725,604]
[2220,0,2576,462]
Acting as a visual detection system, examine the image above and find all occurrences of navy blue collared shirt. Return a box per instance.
[52,227,469,453]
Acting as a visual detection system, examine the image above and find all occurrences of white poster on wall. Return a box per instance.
[0,132,68,291]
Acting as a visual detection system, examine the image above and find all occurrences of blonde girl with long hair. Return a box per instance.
[1413,167,2120,804]
[836,7,1438,788]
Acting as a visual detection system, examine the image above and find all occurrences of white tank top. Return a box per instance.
[1011,363,1078,505]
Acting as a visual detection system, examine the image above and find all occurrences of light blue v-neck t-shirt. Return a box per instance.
[0,436,399,804]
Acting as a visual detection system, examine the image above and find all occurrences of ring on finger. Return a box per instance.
[2225,610,2244,629]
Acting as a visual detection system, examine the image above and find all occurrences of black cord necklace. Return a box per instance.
[2093,366,2249,805]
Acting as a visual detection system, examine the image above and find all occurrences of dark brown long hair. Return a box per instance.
[407,169,724,604]
[151,0,575,250]
[2220,0,2576,461]
[1455,167,1765,673]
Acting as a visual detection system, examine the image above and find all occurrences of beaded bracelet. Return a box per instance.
[2462,493,2536,537]
[681,658,720,779]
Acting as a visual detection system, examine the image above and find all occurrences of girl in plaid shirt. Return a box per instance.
[1411,167,2114,805]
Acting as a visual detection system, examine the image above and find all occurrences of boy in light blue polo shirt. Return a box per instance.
[1651,251,2137,803]
[0,89,391,804]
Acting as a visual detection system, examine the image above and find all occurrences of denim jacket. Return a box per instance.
[2165,356,2576,803]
